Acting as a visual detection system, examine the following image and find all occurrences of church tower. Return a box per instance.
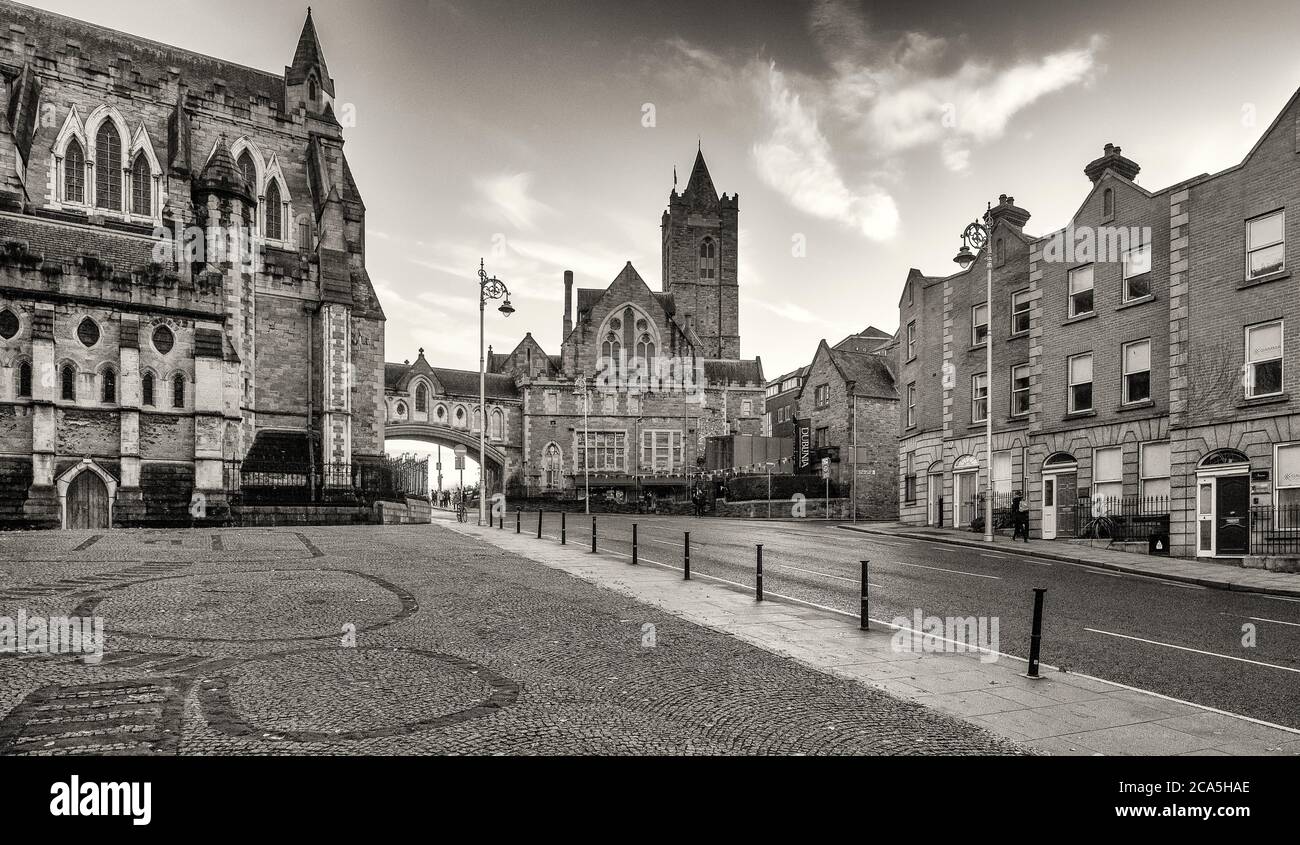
[661,148,740,359]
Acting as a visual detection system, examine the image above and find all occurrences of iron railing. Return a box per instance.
[1072,495,1170,543]
[225,455,428,505]
[1248,504,1300,555]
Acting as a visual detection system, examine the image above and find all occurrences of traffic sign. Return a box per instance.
[821,457,830,479]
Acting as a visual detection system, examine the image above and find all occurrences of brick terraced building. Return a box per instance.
[899,83,1300,563]
[0,4,386,528]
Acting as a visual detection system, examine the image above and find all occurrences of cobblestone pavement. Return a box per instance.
[0,525,1025,755]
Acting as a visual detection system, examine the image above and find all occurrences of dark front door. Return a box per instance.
[1215,475,1249,555]
[1056,473,1078,537]
[66,471,109,529]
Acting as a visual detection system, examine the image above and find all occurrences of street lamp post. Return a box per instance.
[582,379,590,514]
[954,205,995,543]
[478,258,514,526]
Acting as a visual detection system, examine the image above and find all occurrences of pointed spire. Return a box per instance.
[287,6,335,97]
[681,147,718,206]
[196,135,253,204]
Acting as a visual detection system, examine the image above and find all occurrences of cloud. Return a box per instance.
[748,297,826,325]
[752,62,900,240]
[471,172,554,231]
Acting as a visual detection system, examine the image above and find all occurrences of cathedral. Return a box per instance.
[383,150,767,501]
[0,3,386,528]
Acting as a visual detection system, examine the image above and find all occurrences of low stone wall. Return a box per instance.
[233,504,377,527]
[1244,555,1300,573]
[375,498,433,525]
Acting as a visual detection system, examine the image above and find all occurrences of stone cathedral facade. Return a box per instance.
[383,151,766,500]
[0,3,386,528]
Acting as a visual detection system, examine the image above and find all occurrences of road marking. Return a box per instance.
[1086,569,1123,577]
[892,561,1001,580]
[1085,627,1300,674]
[450,521,1300,738]
[1247,616,1300,628]
[1261,594,1300,604]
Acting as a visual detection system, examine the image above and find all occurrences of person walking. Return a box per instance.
[1012,490,1030,542]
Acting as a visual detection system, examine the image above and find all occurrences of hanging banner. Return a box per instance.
[796,419,812,474]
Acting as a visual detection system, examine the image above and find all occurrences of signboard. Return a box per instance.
[820,457,830,479]
[796,420,812,474]
[454,456,465,470]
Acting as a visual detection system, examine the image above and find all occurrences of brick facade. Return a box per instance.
[899,87,1300,562]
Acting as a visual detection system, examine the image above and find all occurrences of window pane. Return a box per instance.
[1125,371,1150,402]
[1124,341,1150,374]
[1277,444,1300,489]
[1123,244,1151,278]
[1069,355,1092,384]
[1253,359,1283,395]
[1072,383,1092,411]
[1069,265,1094,293]
[1125,273,1151,300]
[1141,478,1170,500]
[1249,243,1285,277]
[1248,212,1283,248]
[1248,322,1282,361]
[1141,442,1170,478]
[1095,446,1122,482]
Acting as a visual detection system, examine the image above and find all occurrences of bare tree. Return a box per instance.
[1180,339,1241,423]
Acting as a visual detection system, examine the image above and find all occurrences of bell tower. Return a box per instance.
[661,147,740,359]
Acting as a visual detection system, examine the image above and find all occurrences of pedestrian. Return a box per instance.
[1012,490,1030,542]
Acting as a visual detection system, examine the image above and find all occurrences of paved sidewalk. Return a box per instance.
[839,522,1300,598]
[453,520,1300,756]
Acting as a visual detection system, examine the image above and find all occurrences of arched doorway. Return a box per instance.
[1195,448,1250,557]
[60,463,114,529]
[925,460,943,526]
[1041,452,1078,539]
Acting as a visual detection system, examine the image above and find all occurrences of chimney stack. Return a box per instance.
[562,270,573,338]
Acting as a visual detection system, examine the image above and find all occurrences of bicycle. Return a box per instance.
[456,499,467,523]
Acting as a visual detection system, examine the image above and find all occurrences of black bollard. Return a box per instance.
[859,560,869,630]
[561,511,566,545]
[516,510,520,534]
[591,517,597,553]
[537,510,543,539]
[1027,588,1047,678]
[632,523,638,565]
[756,544,763,602]
[498,511,503,530]
[684,531,690,580]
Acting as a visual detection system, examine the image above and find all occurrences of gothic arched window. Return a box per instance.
[94,121,122,211]
[636,334,656,380]
[1103,187,1114,218]
[142,372,155,406]
[101,367,116,404]
[61,365,76,401]
[491,408,504,440]
[131,153,152,216]
[237,151,257,195]
[543,443,562,489]
[64,139,85,204]
[172,373,185,408]
[601,332,620,377]
[699,237,716,279]
[415,383,427,413]
[265,180,283,240]
[18,361,32,398]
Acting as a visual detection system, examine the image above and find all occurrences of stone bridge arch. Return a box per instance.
[384,421,507,494]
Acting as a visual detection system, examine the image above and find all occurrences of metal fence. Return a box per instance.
[225,455,429,505]
[1071,495,1170,543]
[1249,504,1300,555]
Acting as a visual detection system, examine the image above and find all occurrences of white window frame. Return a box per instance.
[1122,242,1152,302]
[906,382,916,428]
[641,429,683,472]
[814,383,830,409]
[992,450,1012,496]
[971,303,989,346]
[1245,320,1284,399]
[1093,445,1124,501]
[906,320,916,360]
[1246,209,1285,280]
[1010,363,1030,417]
[971,373,988,423]
[1011,290,1030,335]
[1068,352,1093,413]
[578,430,627,472]
[1068,265,1095,318]
[1122,338,1152,405]
[1274,442,1300,518]
[1140,441,1170,502]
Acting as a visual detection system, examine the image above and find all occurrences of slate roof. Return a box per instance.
[703,358,765,386]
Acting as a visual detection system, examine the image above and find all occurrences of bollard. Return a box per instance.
[561,511,566,545]
[498,511,503,530]
[537,510,543,539]
[756,544,764,602]
[860,560,869,630]
[516,510,520,534]
[1026,588,1047,678]
[591,517,597,553]
[684,531,690,580]
[632,523,638,565]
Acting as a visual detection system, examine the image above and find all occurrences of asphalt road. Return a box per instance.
[513,511,1300,730]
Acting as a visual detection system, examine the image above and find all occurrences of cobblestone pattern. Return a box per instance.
[0,525,1025,755]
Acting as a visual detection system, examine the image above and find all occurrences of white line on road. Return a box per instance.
[1085,627,1300,674]
[1247,616,1300,628]
[892,561,1001,580]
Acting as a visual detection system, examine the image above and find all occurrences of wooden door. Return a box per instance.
[67,471,109,529]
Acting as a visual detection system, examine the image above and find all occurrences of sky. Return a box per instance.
[18,0,1300,481]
